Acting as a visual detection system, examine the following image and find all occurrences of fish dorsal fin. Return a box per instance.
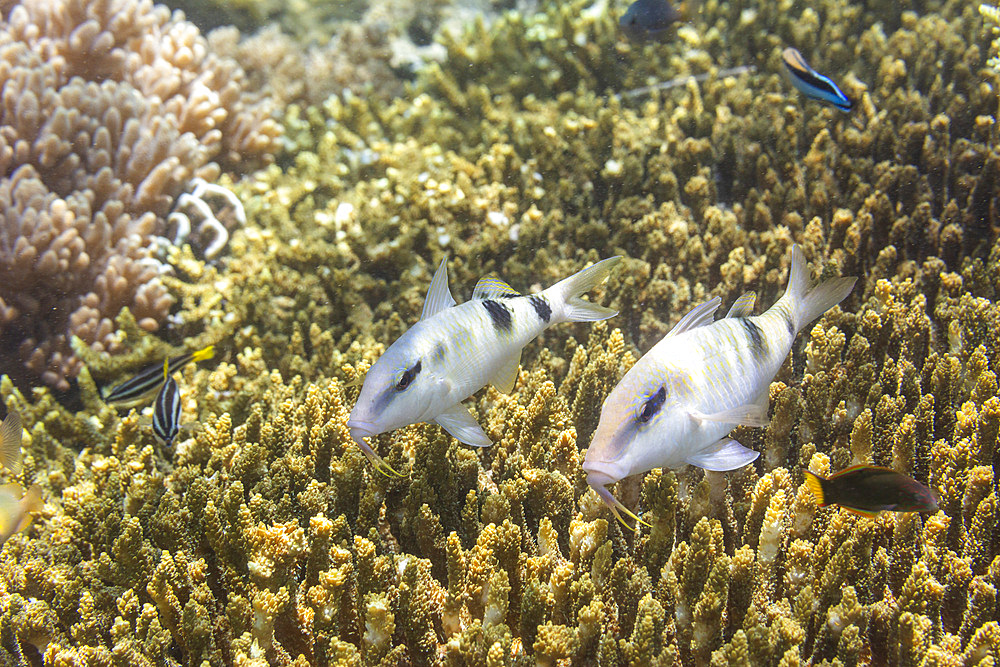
[829,463,892,479]
[490,350,522,394]
[0,412,22,474]
[421,257,457,320]
[726,292,757,318]
[666,296,722,337]
[472,275,522,300]
[434,404,492,447]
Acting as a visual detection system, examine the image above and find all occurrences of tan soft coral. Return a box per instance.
[0,0,280,389]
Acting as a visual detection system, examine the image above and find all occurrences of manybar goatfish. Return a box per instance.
[349,255,622,475]
[583,245,856,528]
[782,47,853,112]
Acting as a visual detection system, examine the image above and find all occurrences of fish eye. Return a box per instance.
[638,386,666,423]
[395,360,422,391]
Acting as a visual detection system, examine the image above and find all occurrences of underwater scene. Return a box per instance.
[0,0,999,663]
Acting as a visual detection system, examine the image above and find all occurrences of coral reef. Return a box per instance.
[0,0,281,389]
[1,0,999,663]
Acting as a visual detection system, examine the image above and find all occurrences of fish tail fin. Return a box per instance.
[191,345,215,363]
[0,412,22,474]
[546,256,621,323]
[14,484,43,533]
[803,469,829,506]
[783,245,856,334]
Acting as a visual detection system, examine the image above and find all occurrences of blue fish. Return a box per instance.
[620,0,681,41]
[782,47,853,112]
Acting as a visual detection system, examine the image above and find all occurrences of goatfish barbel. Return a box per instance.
[583,245,856,529]
[782,47,853,112]
[103,345,215,407]
[804,465,939,517]
[349,255,622,476]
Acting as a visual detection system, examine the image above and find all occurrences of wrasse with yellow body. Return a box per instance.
[103,345,215,407]
[803,465,939,517]
[583,245,856,529]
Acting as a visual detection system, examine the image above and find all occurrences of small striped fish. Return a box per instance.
[349,256,622,475]
[782,47,853,112]
[583,245,856,528]
[152,360,181,446]
[103,345,214,407]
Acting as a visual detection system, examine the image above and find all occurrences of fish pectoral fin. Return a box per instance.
[490,351,521,394]
[690,402,770,427]
[421,256,457,320]
[434,404,492,447]
[685,437,759,471]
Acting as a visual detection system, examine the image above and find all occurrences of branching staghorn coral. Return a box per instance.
[0,0,999,662]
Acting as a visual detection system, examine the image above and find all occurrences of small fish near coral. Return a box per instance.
[782,47,853,112]
[619,0,683,41]
[0,483,42,546]
[349,256,622,476]
[103,345,215,408]
[583,244,856,528]
[803,465,939,517]
[152,360,182,447]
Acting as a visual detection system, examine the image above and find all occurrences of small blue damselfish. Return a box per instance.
[782,47,853,112]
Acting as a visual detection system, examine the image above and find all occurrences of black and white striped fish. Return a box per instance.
[348,256,622,475]
[152,360,181,446]
[583,245,856,528]
[103,345,214,407]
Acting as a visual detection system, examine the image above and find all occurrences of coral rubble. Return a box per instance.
[0,0,999,663]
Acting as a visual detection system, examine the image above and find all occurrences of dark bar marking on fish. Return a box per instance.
[483,300,513,332]
[432,343,447,363]
[529,295,552,323]
[740,318,767,360]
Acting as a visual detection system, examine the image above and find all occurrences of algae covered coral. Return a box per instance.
[1,0,1000,663]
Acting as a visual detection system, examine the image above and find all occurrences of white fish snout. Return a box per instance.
[348,419,378,443]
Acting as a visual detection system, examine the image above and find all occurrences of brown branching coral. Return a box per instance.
[2,0,1000,663]
[0,0,280,389]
